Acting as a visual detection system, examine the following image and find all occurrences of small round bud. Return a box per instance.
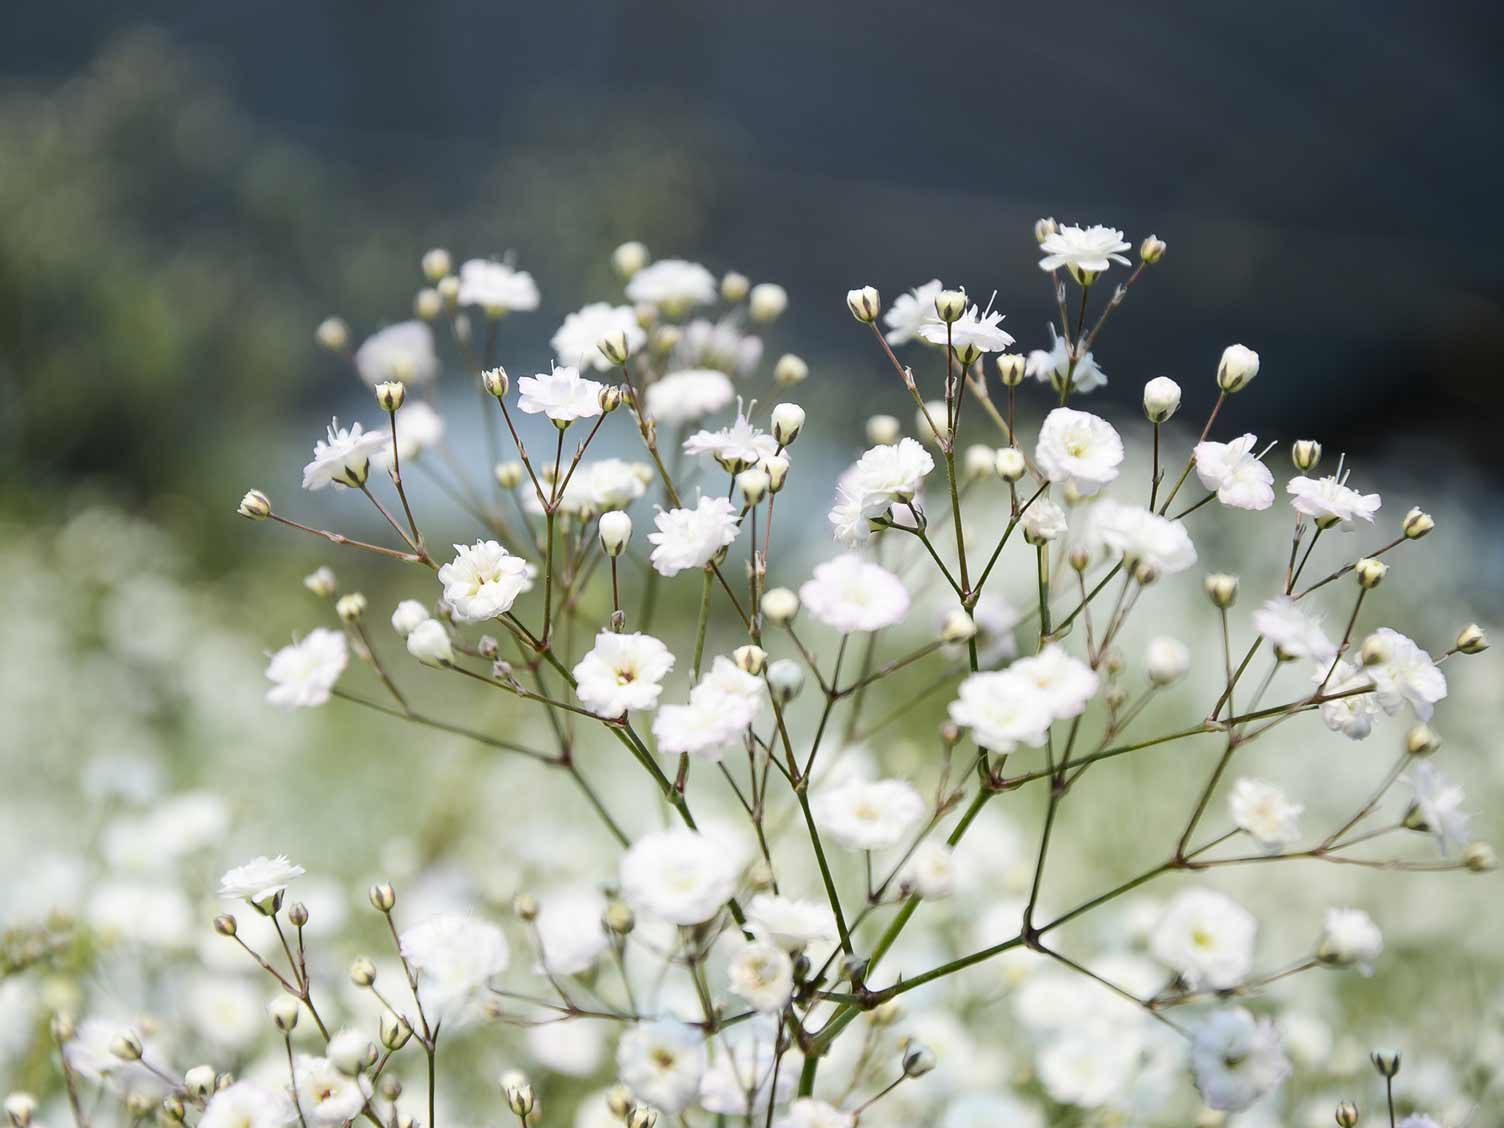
[763,454,790,492]
[995,447,1027,482]
[940,610,977,644]
[963,443,996,481]
[995,353,1026,387]
[1204,573,1239,609]
[866,414,900,445]
[328,1032,372,1076]
[1021,499,1067,546]
[183,1066,216,1100]
[436,275,461,306]
[407,618,454,667]
[1370,1051,1400,1079]
[761,587,799,625]
[1146,637,1190,686]
[774,353,808,386]
[237,490,272,521]
[771,403,806,447]
[267,996,300,1033]
[846,286,881,323]
[1398,506,1433,540]
[1359,633,1391,667]
[734,645,767,675]
[598,331,632,367]
[1354,557,1388,589]
[349,957,377,987]
[304,567,337,598]
[1034,217,1058,244]
[512,893,539,921]
[934,289,968,324]
[315,317,350,352]
[749,282,788,322]
[1142,377,1181,423]
[1139,234,1167,264]
[1464,842,1497,872]
[368,882,396,913]
[481,367,509,399]
[737,468,770,505]
[902,1041,936,1078]
[1404,724,1440,757]
[213,914,238,937]
[1292,439,1323,472]
[286,902,309,928]
[612,241,650,278]
[495,461,524,489]
[1105,685,1128,711]
[650,325,681,354]
[1068,548,1090,573]
[720,271,750,302]
[599,511,632,557]
[504,1082,535,1118]
[603,900,635,935]
[421,248,452,282]
[375,381,406,412]
[378,1077,402,1102]
[414,288,442,321]
[1334,1100,1359,1127]
[599,384,624,413]
[5,1093,36,1128]
[766,658,805,704]
[606,1086,634,1119]
[1216,344,1260,393]
[336,593,367,623]
[626,1107,659,1128]
[1456,623,1488,655]
[379,1011,412,1051]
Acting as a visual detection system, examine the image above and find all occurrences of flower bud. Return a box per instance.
[934,289,968,323]
[379,1011,412,1051]
[267,997,300,1033]
[766,658,805,704]
[5,1093,36,1128]
[349,957,377,987]
[512,893,539,921]
[213,914,237,937]
[414,288,442,321]
[720,271,750,302]
[846,286,881,323]
[995,353,1026,387]
[963,444,996,480]
[613,241,650,278]
[771,403,806,447]
[599,511,632,557]
[902,1041,936,1078]
[606,1087,634,1119]
[737,468,770,505]
[626,1107,659,1128]
[1216,344,1260,393]
[774,353,808,386]
[941,610,977,644]
[603,900,635,935]
[407,619,454,668]
[1370,1051,1400,1078]
[1359,633,1391,667]
[1142,377,1181,423]
[504,1082,535,1118]
[866,414,900,445]
[1464,842,1497,872]
[437,275,461,306]
[316,317,349,352]
[761,587,799,625]
[1140,234,1167,264]
[183,1066,216,1100]
[1034,217,1058,244]
[1204,573,1239,609]
[375,381,406,413]
[734,645,767,675]
[303,567,337,598]
[600,384,624,413]
[1292,439,1322,472]
[749,283,787,322]
[336,593,367,623]
[238,490,272,521]
[597,331,632,367]
[1147,637,1190,686]
[111,1030,144,1062]
[995,447,1027,483]
[379,1077,402,1102]
[1404,723,1440,757]
[1022,498,1067,545]
[368,882,397,913]
[763,454,790,492]
[420,248,452,282]
[1456,623,1488,655]
[1334,1100,1359,1127]
[650,325,680,354]
[287,902,309,928]
[495,461,524,489]
[1354,557,1388,589]
[482,367,509,398]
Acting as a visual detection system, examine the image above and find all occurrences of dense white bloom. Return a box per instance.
[1038,223,1132,278]
[1189,1008,1291,1111]
[798,554,909,633]
[648,496,741,577]
[264,629,347,708]
[551,303,645,371]
[516,366,605,423]
[1194,434,1275,510]
[1230,778,1303,851]
[617,1020,709,1115]
[1367,628,1447,720]
[398,913,510,1021]
[1253,596,1336,661]
[1151,889,1257,989]
[882,279,944,345]
[439,540,532,621]
[390,599,430,638]
[775,1098,854,1128]
[292,1057,368,1126]
[624,258,718,312]
[302,419,390,490]
[199,1080,293,1128]
[846,438,935,516]
[1094,501,1198,576]
[406,618,453,667]
[653,698,744,761]
[1026,326,1107,394]
[534,888,609,976]
[1146,636,1190,684]
[530,458,652,517]
[900,840,956,898]
[1037,1025,1138,1108]
[683,409,779,469]
[674,316,764,375]
[354,321,438,386]
[1318,907,1383,972]
[745,893,837,950]
[457,258,539,312]
[573,630,676,716]
[1287,473,1381,528]
[219,855,304,904]
[1403,761,1470,854]
[917,303,1015,355]
[727,940,795,1012]
[1317,659,1383,739]
[698,1019,792,1117]
[644,368,736,424]
[948,670,1052,751]
[1020,497,1069,543]
[694,656,766,727]
[1035,408,1124,495]
[812,778,925,851]
[620,828,740,925]
[1010,644,1100,720]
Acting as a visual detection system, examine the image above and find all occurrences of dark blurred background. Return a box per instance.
[3,0,1501,543]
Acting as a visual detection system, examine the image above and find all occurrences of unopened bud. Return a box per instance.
[1399,507,1433,540]
[846,286,881,324]
[1464,842,1497,872]
[1359,633,1391,667]
[286,902,309,928]
[737,468,770,505]
[183,1066,216,1100]
[504,1082,535,1118]
[771,403,806,447]
[512,893,539,921]
[304,567,337,598]
[375,381,406,412]
[626,1107,659,1128]
[963,444,996,480]
[866,414,900,445]
[1216,344,1260,393]
[613,241,650,279]
[482,367,509,399]
[598,331,632,367]
[1034,217,1058,244]
[1334,1100,1359,1127]
[763,454,790,492]
[495,461,524,489]
[902,1041,936,1078]
[1354,557,1387,589]
[734,645,767,675]
[1405,724,1440,757]
[599,511,632,557]
[761,587,799,625]
[5,1093,36,1128]
[650,325,680,355]
[237,490,271,521]
[995,447,1026,482]
[414,288,442,321]
[1292,440,1322,472]
[606,1086,634,1119]
[316,317,350,352]
[934,289,968,323]
[603,901,635,935]
[599,384,624,413]
[1142,377,1181,423]
[379,1011,412,1051]
[1204,573,1239,609]
[267,996,300,1033]
[941,610,977,644]
[774,353,808,386]
[720,271,750,303]
[1370,1051,1400,1079]
[995,353,1026,387]
[349,957,377,987]
[1456,623,1488,655]
[336,593,367,623]
[1139,234,1167,264]
[368,882,396,913]
[421,248,452,282]
[766,658,804,704]
[436,275,460,306]
[749,282,788,323]
[213,914,238,937]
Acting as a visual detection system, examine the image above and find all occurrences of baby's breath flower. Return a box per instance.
[573,630,676,717]
[647,497,740,576]
[1036,408,1124,495]
[517,366,606,425]
[301,419,388,491]
[1194,434,1275,510]
[811,778,925,851]
[799,554,909,633]
[1189,1008,1290,1111]
[218,855,305,907]
[1038,223,1132,283]
[457,258,539,315]
[264,629,347,709]
[354,321,437,386]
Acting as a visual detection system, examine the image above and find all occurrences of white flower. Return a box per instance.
[1009,644,1100,720]
[694,656,766,727]
[844,438,935,517]
[1026,326,1107,394]
[1397,1117,1442,1128]
[354,321,438,386]
[1150,889,1257,989]
[516,366,606,424]
[534,888,609,976]
[1230,779,1303,851]
[1367,628,1447,720]
[551,303,646,371]
[620,828,740,925]
[683,409,779,469]
[219,855,304,905]
[1252,596,1335,662]
[624,259,718,312]
[916,303,1015,355]
[1035,408,1124,496]
[1038,223,1132,279]
[698,1018,792,1117]
[1403,761,1470,855]
[775,1098,854,1128]
[948,670,1052,751]
[390,600,430,638]
[1287,473,1381,528]
[406,619,454,668]
[1317,659,1382,740]
[727,940,794,1012]
[652,700,742,761]
[1020,497,1069,543]
[812,778,925,851]
[531,458,652,517]
[301,419,390,490]
[1189,1008,1291,1111]
[199,1080,293,1128]
[900,840,956,898]
[617,1020,707,1115]
[292,1057,369,1126]
[1317,907,1382,973]
[882,279,944,345]
[1194,434,1275,511]
[1093,500,1198,576]
[398,913,510,1022]
[457,258,539,313]
[373,401,444,471]
[798,554,909,633]
[745,893,837,951]
[1036,1025,1138,1108]
[573,630,676,717]
[647,496,741,577]
[1146,636,1190,684]
[438,540,532,621]
[644,369,736,424]
[264,629,347,709]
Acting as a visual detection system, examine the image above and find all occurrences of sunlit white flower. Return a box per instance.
[775,1098,854,1128]
[264,629,347,709]
[390,599,430,638]
[184,975,265,1050]
[648,496,741,577]
[398,913,510,1022]
[573,630,676,717]
[673,317,763,375]
[1038,223,1132,280]
[948,670,1053,751]
[1252,596,1335,662]
[683,409,779,469]
[900,840,956,898]
[292,1057,369,1126]
[727,940,795,1013]
[651,654,763,761]
[812,778,925,851]
[534,888,609,976]
[1317,659,1382,740]
[1403,761,1470,855]
[1287,473,1381,529]
[845,438,935,517]
[1035,408,1124,496]
[517,366,606,424]
[1367,627,1447,720]
[1026,325,1107,394]
[457,258,539,313]
[199,1080,293,1128]
[354,321,438,386]
[917,303,1015,355]
[302,419,390,490]
[1010,644,1100,720]
[551,303,645,371]
[1189,1007,1291,1111]
[882,279,944,345]
[1230,778,1303,851]
[1194,434,1275,511]
[644,368,736,424]
[1093,501,1197,576]
[617,1020,707,1115]
[745,894,837,951]
[1020,497,1069,543]
[1036,1024,1138,1108]
[799,554,909,633]
[1151,889,1257,989]
[406,618,453,667]
[620,828,740,925]
[624,259,718,313]
[439,540,532,622]
[219,855,304,905]
[1317,907,1382,973]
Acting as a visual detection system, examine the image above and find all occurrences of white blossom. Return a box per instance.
[551,303,645,371]
[745,894,837,951]
[916,303,1015,354]
[438,540,532,622]
[291,1057,369,1126]
[301,419,389,490]
[1026,326,1107,394]
[1146,636,1190,684]
[573,630,676,717]
[1009,644,1100,720]
[534,888,609,976]
[199,1081,293,1128]
[644,369,736,424]
[1316,659,1382,740]
[390,599,430,638]
[264,629,347,709]
[516,366,606,424]
[775,1098,854,1128]
[727,940,795,1013]
[1035,408,1124,496]
[373,400,444,471]
[354,321,438,386]
[624,259,718,312]
[1038,223,1132,279]
[900,840,956,899]
[1194,434,1275,511]
[1093,501,1198,576]
[398,913,510,1022]
[1287,473,1381,529]
[683,409,778,469]
[406,618,453,667]
[1403,761,1470,855]
[1189,1007,1290,1111]
[218,855,304,904]
[648,496,741,577]
[882,279,944,345]
[812,778,925,851]
[1317,907,1383,973]
[1367,628,1447,720]
[619,829,740,925]
[1151,889,1257,989]
[1020,497,1069,543]
[798,554,909,633]
[1230,778,1303,851]
[948,670,1053,751]
[1252,596,1335,662]
[457,258,539,313]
